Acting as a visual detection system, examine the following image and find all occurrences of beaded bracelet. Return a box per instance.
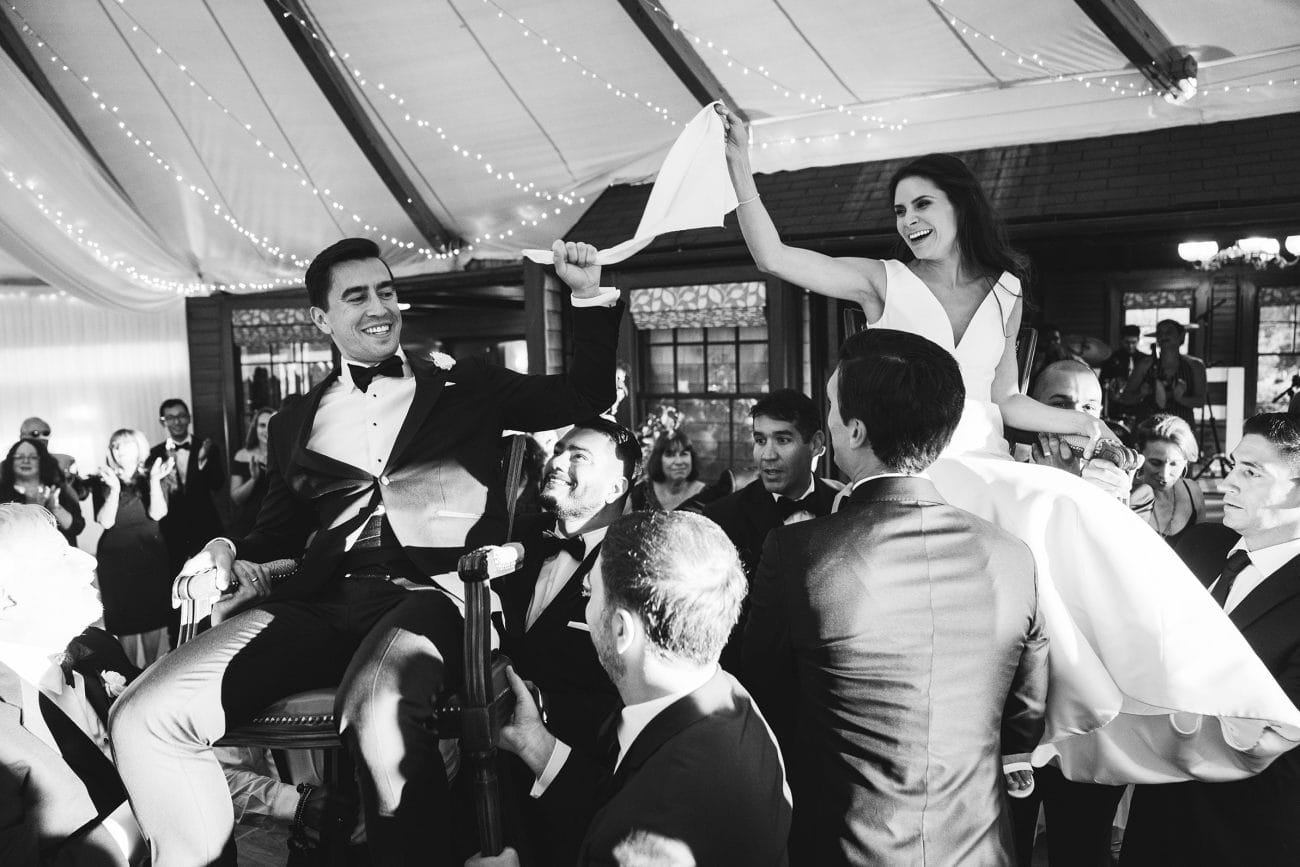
[292,782,314,832]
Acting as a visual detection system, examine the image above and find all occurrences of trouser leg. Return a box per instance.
[337,588,465,866]
[110,603,351,867]
[1040,765,1127,867]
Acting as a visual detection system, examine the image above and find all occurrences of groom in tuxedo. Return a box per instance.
[110,237,623,866]
[1123,412,1300,866]
[743,328,1048,865]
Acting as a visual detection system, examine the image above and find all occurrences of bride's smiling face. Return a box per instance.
[894,176,958,262]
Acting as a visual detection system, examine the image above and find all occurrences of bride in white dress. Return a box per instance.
[717,107,1300,784]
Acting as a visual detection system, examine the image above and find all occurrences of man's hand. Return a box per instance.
[1081,457,1140,503]
[198,438,213,469]
[181,539,236,590]
[498,666,556,777]
[552,240,601,299]
[211,560,271,625]
[1031,433,1084,476]
[1005,767,1035,797]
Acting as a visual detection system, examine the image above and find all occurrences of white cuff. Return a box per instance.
[1002,761,1036,799]
[570,288,619,308]
[211,537,237,558]
[529,740,572,798]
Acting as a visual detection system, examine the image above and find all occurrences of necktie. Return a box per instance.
[1211,549,1253,608]
[539,531,586,562]
[348,356,405,393]
[38,691,126,815]
[776,494,815,521]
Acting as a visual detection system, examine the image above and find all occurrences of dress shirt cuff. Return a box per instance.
[529,740,572,799]
[1002,760,1035,799]
[570,288,619,308]
[211,537,238,558]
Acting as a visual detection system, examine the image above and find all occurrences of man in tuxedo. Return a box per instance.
[0,503,144,865]
[149,398,225,573]
[743,328,1049,865]
[702,389,836,671]
[494,510,791,866]
[110,237,623,866]
[1123,412,1300,866]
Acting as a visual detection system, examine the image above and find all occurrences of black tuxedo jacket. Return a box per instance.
[148,437,225,568]
[1123,523,1300,866]
[494,516,619,754]
[537,669,790,866]
[238,300,623,600]
[0,650,132,866]
[743,476,1047,866]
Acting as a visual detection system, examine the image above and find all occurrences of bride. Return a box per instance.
[717,106,1300,784]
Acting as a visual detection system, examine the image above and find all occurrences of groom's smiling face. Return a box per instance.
[311,257,401,364]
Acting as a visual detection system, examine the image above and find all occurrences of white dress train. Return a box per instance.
[872,259,1300,784]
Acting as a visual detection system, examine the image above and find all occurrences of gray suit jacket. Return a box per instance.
[743,475,1048,866]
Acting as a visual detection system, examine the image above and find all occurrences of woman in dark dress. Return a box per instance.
[1130,413,1204,547]
[229,406,274,536]
[93,428,174,666]
[0,437,84,544]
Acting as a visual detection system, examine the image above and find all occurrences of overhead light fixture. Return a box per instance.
[1177,240,1218,263]
[1237,237,1280,256]
[1284,236,1300,257]
[1181,236,1296,270]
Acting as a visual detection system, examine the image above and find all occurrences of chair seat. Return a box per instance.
[216,687,342,751]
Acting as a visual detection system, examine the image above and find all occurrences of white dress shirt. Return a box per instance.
[166,438,192,486]
[1212,537,1300,613]
[309,348,417,477]
[526,526,608,629]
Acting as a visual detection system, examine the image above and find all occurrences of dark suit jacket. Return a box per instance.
[537,669,791,867]
[494,516,619,754]
[0,647,133,866]
[704,477,839,672]
[148,437,225,569]
[236,301,622,599]
[1123,523,1300,866]
[743,476,1048,866]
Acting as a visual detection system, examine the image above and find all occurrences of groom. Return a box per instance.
[110,237,623,866]
[743,328,1048,865]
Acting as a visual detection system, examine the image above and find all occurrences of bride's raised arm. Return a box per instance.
[718,106,886,320]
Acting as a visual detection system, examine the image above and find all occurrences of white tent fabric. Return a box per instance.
[0,0,1297,306]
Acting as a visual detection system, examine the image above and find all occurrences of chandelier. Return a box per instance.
[1178,236,1300,270]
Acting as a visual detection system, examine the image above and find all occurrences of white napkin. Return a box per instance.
[523,102,737,266]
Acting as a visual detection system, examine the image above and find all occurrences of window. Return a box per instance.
[1122,290,1193,354]
[232,308,334,432]
[638,324,769,481]
[1257,286,1300,411]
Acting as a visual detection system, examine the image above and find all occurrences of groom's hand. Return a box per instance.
[552,240,601,299]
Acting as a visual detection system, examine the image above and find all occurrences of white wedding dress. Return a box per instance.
[871,259,1300,784]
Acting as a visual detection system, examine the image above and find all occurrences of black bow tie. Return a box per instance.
[169,440,191,450]
[776,494,816,521]
[348,356,404,393]
[539,531,586,562]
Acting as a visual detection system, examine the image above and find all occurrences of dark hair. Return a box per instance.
[750,389,822,442]
[304,238,387,310]
[2,438,65,489]
[888,153,1031,292]
[1121,324,1142,338]
[572,417,642,483]
[599,511,745,665]
[647,430,699,483]
[1243,413,1300,470]
[836,328,965,473]
[243,407,275,451]
[1134,413,1199,463]
[159,398,189,419]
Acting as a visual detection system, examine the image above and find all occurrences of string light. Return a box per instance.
[642,4,905,134]
[477,0,678,126]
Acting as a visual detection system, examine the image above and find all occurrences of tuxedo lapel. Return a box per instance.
[1230,554,1300,631]
[386,357,447,473]
[288,370,372,480]
[612,671,732,788]
[37,692,125,817]
[741,480,781,540]
[529,544,602,634]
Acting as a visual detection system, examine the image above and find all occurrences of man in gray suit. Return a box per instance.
[743,328,1049,866]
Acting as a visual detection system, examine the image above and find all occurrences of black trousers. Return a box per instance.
[1010,764,1126,867]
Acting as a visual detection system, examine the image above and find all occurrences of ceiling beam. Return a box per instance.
[1072,0,1196,98]
[616,0,748,122]
[265,0,460,252]
[0,9,133,201]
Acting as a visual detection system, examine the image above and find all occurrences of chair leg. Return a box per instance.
[320,745,357,867]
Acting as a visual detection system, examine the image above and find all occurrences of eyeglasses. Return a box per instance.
[22,430,51,438]
[162,413,190,422]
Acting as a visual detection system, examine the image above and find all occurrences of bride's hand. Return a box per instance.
[715,105,749,165]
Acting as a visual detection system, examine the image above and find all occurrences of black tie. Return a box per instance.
[539,531,586,562]
[348,356,404,393]
[776,494,816,521]
[1211,549,1253,608]
[38,692,126,816]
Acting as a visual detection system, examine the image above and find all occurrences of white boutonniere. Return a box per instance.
[429,351,456,371]
[101,670,127,699]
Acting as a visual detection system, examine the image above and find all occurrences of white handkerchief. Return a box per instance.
[566,621,591,632]
[523,102,737,267]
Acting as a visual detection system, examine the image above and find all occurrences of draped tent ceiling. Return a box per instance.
[1,0,1298,310]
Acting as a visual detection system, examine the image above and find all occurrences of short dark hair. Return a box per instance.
[304,238,387,310]
[750,389,822,442]
[647,430,699,483]
[571,417,641,483]
[1121,324,1141,339]
[159,398,189,418]
[2,438,64,489]
[1243,413,1300,470]
[599,511,745,666]
[836,328,965,473]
